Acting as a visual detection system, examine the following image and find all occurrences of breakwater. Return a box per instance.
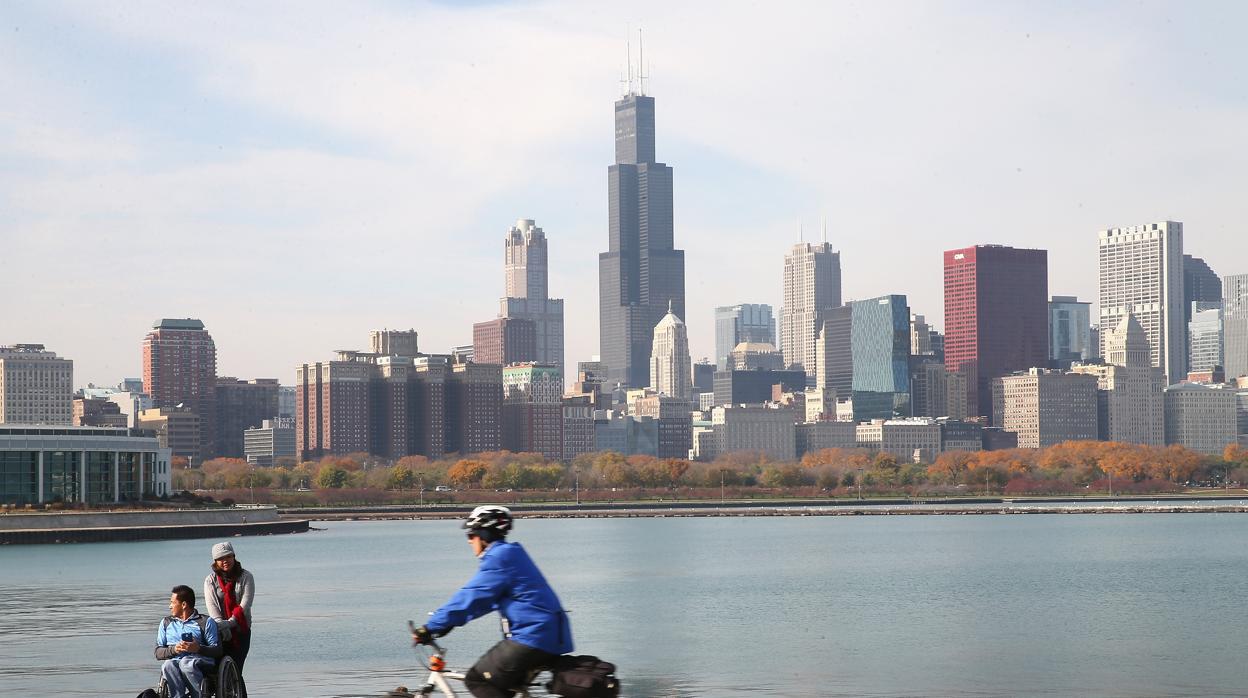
[280,496,1248,521]
[0,505,310,544]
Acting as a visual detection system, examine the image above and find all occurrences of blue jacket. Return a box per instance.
[426,541,573,655]
[155,612,220,663]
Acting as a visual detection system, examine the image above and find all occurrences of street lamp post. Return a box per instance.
[419,476,425,507]
[720,469,726,505]
[575,467,581,505]
[857,467,864,501]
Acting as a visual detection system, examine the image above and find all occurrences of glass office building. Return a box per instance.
[851,295,912,420]
[0,425,171,506]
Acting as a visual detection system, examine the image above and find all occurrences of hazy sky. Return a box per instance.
[3,1,1246,388]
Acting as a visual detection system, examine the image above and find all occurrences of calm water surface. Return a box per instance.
[3,514,1248,697]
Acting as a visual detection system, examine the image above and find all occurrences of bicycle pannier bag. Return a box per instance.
[547,654,620,698]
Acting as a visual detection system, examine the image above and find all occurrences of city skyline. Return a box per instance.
[3,2,1246,388]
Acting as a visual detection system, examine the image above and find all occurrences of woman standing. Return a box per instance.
[204,541,255,697]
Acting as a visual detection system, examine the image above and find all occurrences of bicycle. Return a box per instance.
[386,620,547,698]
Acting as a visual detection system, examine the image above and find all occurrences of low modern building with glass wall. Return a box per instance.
[0,425,172,506]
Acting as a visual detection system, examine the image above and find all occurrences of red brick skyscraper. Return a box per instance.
[943,245,1048,422]
[143,318,217,462]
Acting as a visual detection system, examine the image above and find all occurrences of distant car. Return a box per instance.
[434,485,452,492]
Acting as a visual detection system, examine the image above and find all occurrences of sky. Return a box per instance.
[2,0,1246,389]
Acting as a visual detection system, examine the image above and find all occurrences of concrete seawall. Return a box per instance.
[0,506,309,544]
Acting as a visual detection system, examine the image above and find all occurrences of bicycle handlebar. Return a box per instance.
[408,620,444,654]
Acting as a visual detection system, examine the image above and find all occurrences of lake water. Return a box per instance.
[3,513,1248,697]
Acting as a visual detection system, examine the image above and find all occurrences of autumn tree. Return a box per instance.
[448,459,488,488]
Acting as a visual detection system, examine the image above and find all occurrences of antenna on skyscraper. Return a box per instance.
[821,216,827,244]
[624,24,633,95]
[799,219,804,243]
[638,27,647,95]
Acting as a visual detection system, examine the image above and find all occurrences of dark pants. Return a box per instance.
[228,631,251,697]
[464,639,557,698]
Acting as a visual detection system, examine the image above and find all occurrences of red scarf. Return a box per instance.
[217,573,250,636]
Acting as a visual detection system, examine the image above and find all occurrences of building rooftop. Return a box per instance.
[153,318,206,330]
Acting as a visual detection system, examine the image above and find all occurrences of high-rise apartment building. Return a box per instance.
[472,317,537,366]
[599,90,684,389]
[1097,222,1185,383]
[780,242,842,378]
[142,319,217,459]
[850,295,912,420]
[1049,296,1092,365]
[944,245,1049,421]
[446,362,503,457]
[714,304,775,370]
[1071,314,1165,445]
[814,305,854,397]
[992,368,1099,448]
[501,363,563,460]
[650,304,691,400]
[1188,302,1224,374]
[296,341,504,462]
[1224,274,1248,380]
[0,344,73,425]
[500,219,564,372]
[1163,383,1237,455]
[215,377,280,459]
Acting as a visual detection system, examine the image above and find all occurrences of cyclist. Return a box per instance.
[412,505,573,698]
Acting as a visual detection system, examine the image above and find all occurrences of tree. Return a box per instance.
[387,465,416,491]
[315,463,349,489]
[448,459,488,488]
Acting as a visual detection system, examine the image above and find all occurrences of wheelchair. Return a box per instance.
[155,655,242,698]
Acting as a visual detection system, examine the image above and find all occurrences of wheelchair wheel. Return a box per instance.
[215,656,242,698]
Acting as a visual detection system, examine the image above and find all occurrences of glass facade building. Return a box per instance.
[1048,296,1092,365]
[714,304,776,370]
[0,426,171,505]
[850,295,912,420]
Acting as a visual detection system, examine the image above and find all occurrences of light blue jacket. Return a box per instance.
[427,541,574,655]
[155,612,221,663]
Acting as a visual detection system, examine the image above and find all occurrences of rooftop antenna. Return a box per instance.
[799,219,804,243]
[625,25,633,95]
[821,216,827,244]
[638,27,647,95]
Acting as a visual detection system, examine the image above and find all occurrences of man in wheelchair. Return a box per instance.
[155,585,222,698]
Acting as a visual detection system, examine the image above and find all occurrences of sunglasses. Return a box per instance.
[466,532,479,540]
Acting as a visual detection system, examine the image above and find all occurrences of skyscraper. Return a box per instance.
[1188,302,1223,374]
[944,245,1049,421]
[850,295,912,420]
[1097,222,1185,383]
[650,303,691,400]
[143,319,217,460]
[599,90,684,389]
[780,241,842,378]
[1224,274,1248,381]
[0,344,73,425]
[1071,314,1165,445]
[1048,296,1092,365]
[714,304,775,370]
[500,219,564,372]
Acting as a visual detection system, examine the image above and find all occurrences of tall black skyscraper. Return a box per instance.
[599,91,685,389]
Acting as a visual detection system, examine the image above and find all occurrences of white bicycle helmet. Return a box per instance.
[462,505,513,535]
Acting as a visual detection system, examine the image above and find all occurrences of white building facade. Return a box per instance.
[1097,222,1185,383]
[0,344,74,426]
